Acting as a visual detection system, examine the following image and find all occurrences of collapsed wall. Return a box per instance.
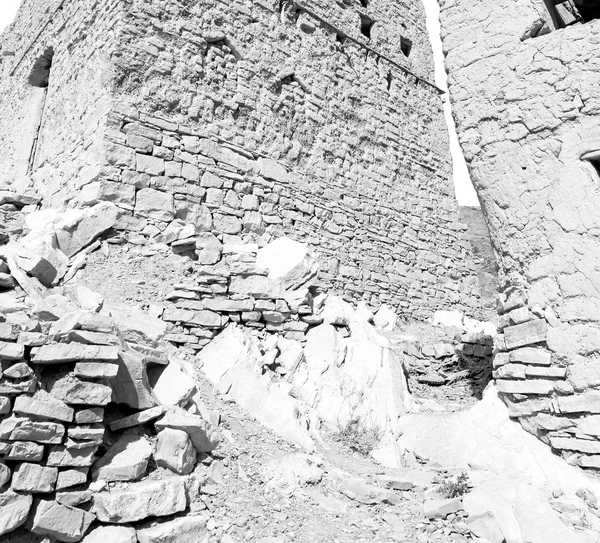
[440,0,600,469]
[0,0,491,322]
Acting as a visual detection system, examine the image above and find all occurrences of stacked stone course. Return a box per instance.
[0,0,492,322]
[0,251,221,541]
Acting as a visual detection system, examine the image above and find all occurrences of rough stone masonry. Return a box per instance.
[440,0,600,469]
[0,0,489,322]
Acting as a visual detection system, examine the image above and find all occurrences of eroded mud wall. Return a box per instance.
[0,0,122,204]
[441,0,600,468]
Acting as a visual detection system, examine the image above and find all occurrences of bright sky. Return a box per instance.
[422,0,479,206]
[0,0,479,206]
[0,0,20,33]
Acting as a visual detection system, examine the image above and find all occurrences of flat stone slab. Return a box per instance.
[13,395,74,422]
[48,375,112,406]
[92,434,152,482]
[47,445,98,467]
[0,490,32,537]
[56,468,88,490]
[504,320,547,350]
[30,344,119,364]
[423,497,464,519]
[31,499,96,542]
[1,416,65,444]
[92,478,187,523]
[82,525,137,543]
[11,463,58,493]
[109,405,166,432]
[0,341,25,361]
[74,362,119,379]
[496,379,555,395]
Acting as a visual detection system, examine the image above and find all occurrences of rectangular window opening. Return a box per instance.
[400,37,412,57]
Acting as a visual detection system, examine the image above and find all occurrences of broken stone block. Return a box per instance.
[47,445,98,467]
[92,434,152,482]
[0,323,19,341]
[7,441,44,461]
[493,364,526,380]
[30,343,119,364]
[0,341,25,361]
[4,362,33,379]
[55,202,119,258]
[136,516,207,543]
[0,491,32,537]
[113,350,157,409]
[423,497,464,519]
[13,249,58,287]
[48,374,112,406]
[13,394,74,422]
[504,319,547,350]
[196,233,222,265]
[74,362,119,379]
[75,407,104,424]
[82,525,137,543]
[75,286,104,313]
[18,331,48,346]
[109,405,166,432]
[68,330,117,346]
[56,468,88,490]
[11,463,58,493]
[155,407,219,453]
[154,428,196,475]
[153,361,196,407]
[0,272,15,289]
[93,477,187,523]
[31,499,95,542]
[579,455,600,469]
[67,424,105,442]
[509,347,552,365]
[56,490,93,507]
[0,395,10,414]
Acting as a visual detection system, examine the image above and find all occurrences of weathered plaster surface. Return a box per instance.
[441,0,600,467]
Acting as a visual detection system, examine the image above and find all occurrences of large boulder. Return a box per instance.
[256,237,317,289]
[154,428,196,475]
[155,407,219,453]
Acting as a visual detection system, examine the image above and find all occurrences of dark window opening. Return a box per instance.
[400,37,412,57]
[386,71,392,91]
[359,14,375,39]
[582,151,600,178]
[28,47,54,88]
[359,0,369,7]
[543,0,583,29]
[575,0,600,21]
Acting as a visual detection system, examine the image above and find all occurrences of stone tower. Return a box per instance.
[441,0,600,469]
[0,0,486,320]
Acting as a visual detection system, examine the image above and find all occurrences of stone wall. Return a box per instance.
[0,0,491,322]
[440,0,600,469]
[90,104,485,319]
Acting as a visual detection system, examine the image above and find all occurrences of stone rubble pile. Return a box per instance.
[0,240,220,541]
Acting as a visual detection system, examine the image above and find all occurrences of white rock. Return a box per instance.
[0,491,32,537]
[82,525,137,543]
[92,434,152,482]
[256,237,316,288]
[152,360,196,406]
[154,428,196,475]
[76,286,104,313]
[136,515,207,543]
[373,304,397,331]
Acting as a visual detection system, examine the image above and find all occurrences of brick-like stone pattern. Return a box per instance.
[0,254,219,540]
[99,105,485,320]
[440,0,600,469]
[1,0,491,322]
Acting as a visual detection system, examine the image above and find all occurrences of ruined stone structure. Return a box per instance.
[441,0,600,469]
[0,0,488,321]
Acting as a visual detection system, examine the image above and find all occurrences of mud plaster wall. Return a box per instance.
[440,0,600,469]
[0,0,121,198]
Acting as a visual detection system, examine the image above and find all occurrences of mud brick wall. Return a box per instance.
[440,0,600,469]
[0,0,124,201]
